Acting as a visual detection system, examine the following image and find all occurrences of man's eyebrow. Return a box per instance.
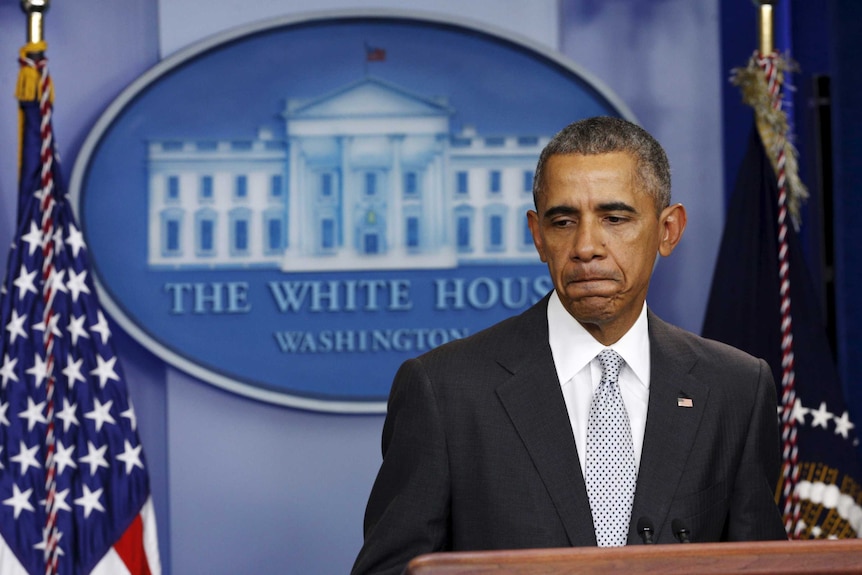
[597,201,637,213]
[542,205,579,219]
[542,202,638,219]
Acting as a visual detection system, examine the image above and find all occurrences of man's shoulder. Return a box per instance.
[649,311,766,371]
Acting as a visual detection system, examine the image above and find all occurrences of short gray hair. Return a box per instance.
[532,116,671,213]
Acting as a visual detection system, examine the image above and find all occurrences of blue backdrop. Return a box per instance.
[0,1,858,573]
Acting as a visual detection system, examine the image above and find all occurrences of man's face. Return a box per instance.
[528,152,683,344]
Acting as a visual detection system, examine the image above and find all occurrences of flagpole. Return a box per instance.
[19,3,63,572]
[16,1,51,183]
[753,0,808,538]
[758,0,776,56]
[21,0,49,45]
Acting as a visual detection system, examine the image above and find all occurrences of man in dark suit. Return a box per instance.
[352,117,787,575]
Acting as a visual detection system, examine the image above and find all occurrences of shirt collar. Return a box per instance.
[547,290,651,388]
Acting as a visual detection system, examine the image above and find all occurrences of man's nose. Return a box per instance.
[571,220,604,261]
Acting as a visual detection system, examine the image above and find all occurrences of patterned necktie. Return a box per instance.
[585,348,637,547]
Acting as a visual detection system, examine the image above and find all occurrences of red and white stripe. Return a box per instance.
[0,497,161,575]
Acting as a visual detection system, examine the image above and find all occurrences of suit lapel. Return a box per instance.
[629,312,709,541]
[493,303,710,546]
[494,298,598,547]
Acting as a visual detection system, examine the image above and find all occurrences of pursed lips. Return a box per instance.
[572,276,613,282]
[567,271,618,284]
[565,271,620,292]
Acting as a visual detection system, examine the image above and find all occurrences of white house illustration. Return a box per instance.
[147,76,548,271]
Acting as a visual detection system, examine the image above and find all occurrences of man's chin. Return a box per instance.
[563,298,617,325]
[564,288,617,306]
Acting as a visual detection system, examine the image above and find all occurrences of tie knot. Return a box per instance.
[597,349,624,383]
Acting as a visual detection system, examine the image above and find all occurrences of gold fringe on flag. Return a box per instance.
[731,53,808,228]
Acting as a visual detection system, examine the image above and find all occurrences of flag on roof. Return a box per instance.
[365,43,386,62]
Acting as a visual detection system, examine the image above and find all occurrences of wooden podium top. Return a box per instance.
[405,539,862,574]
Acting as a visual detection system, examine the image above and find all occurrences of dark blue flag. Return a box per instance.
[703,125,862,538]
[0,44,160,574]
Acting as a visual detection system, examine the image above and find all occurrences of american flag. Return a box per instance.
[0,43,160,574]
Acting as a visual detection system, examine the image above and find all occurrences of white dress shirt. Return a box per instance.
[547,290,651,476]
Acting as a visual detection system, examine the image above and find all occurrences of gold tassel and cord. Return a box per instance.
[16,40,52,171]
[731,53,809,228]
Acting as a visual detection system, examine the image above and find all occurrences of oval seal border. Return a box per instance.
[69,9,635,413]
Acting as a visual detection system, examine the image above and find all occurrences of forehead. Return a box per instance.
[540,152,645,204]
[544,151,636,185]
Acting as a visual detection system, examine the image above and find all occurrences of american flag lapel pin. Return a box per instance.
[677,396,694,408]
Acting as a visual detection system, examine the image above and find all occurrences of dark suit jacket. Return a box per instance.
[352,295,786,575]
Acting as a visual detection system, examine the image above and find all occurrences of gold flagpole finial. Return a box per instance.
[757,0,778,56]
[20,0,50,45]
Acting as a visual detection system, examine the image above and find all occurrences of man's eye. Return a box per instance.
[606,215,626,224]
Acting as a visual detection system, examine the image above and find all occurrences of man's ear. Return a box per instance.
[658,203,687,257]
[527,209,548,263]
